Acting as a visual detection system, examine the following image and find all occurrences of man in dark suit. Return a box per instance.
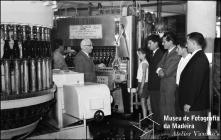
[74,39,104,82]
[179,32,210,139]
[147,34,164,130]
[156,32,181,134]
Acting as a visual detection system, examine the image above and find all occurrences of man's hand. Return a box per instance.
[158,69,165,78]
[156,67,164,78]
[97,63,106,68]
[184,104,191,112]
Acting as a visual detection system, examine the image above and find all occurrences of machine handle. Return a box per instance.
[94,110,104,122]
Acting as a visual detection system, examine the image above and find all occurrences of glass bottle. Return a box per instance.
[12,24,20,59]
[1,24,5,59]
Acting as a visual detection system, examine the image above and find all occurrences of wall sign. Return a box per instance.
[69,24,102,39]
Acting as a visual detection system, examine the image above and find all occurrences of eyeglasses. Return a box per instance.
[84,44,93,47]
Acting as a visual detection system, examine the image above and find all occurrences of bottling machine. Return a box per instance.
[94,16,137,88]
[1,23,54,139]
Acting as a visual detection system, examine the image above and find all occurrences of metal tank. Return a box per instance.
[116,16,138,90]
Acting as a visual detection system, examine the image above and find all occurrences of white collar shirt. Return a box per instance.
[176,54,192,85]
[191,49,202,57]
[168,46,176,54]
[82,50,89,58]
[152,48,159,56]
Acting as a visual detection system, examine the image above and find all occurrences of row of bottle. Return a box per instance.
[0,24,51,59]
[0,58,52,95]
[92,47,116,67]
[1,24,51,41]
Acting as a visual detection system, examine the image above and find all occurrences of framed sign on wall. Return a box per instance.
[69,24,102,39]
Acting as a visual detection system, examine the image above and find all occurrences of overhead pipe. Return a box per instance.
[157,0,162,23]
[56,1,186,13]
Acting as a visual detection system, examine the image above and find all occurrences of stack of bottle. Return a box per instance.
[92,46,116,67]
[0,24,52,96]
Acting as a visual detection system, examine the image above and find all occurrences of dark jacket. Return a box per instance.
[148,49,164,90]
[179,50,210,111]
[74,51,96,82]
[157,47,181,116]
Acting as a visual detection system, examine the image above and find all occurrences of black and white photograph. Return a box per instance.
[0,0,220,139]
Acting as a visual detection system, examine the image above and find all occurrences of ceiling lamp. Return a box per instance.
[98,3,103,14]
[88,2,93,7]
[43,1,57,11]
[98,3,102,9]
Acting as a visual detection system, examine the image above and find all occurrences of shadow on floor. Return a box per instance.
[88,110,178,140]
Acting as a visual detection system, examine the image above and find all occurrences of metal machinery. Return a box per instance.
[50,70,85,129]
[93,46,116,91]
[27,70,89,139]
[63,83,112,121]
[94,16,138,113]
[0,2,57,139]
[55,15,138,97]
[29,70,112,139]
[25,67,111,139]
[0,23,55,139]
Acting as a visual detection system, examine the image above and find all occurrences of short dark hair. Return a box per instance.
[187,32,206,50]
[162,31,177,45]
[177,38,187,48]
[137,48,146,55]
[55,39,63,46]
[147,34,161,45]
[53,39,63,50]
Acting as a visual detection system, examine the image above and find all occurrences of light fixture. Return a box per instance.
[98,3,102,9]
[52,4,57,9]
[43,1,55,6]
[98,2,103,14]
[88,2,93,7]
[43,0,57,11]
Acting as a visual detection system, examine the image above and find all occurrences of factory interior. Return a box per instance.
[1,1,220,139]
